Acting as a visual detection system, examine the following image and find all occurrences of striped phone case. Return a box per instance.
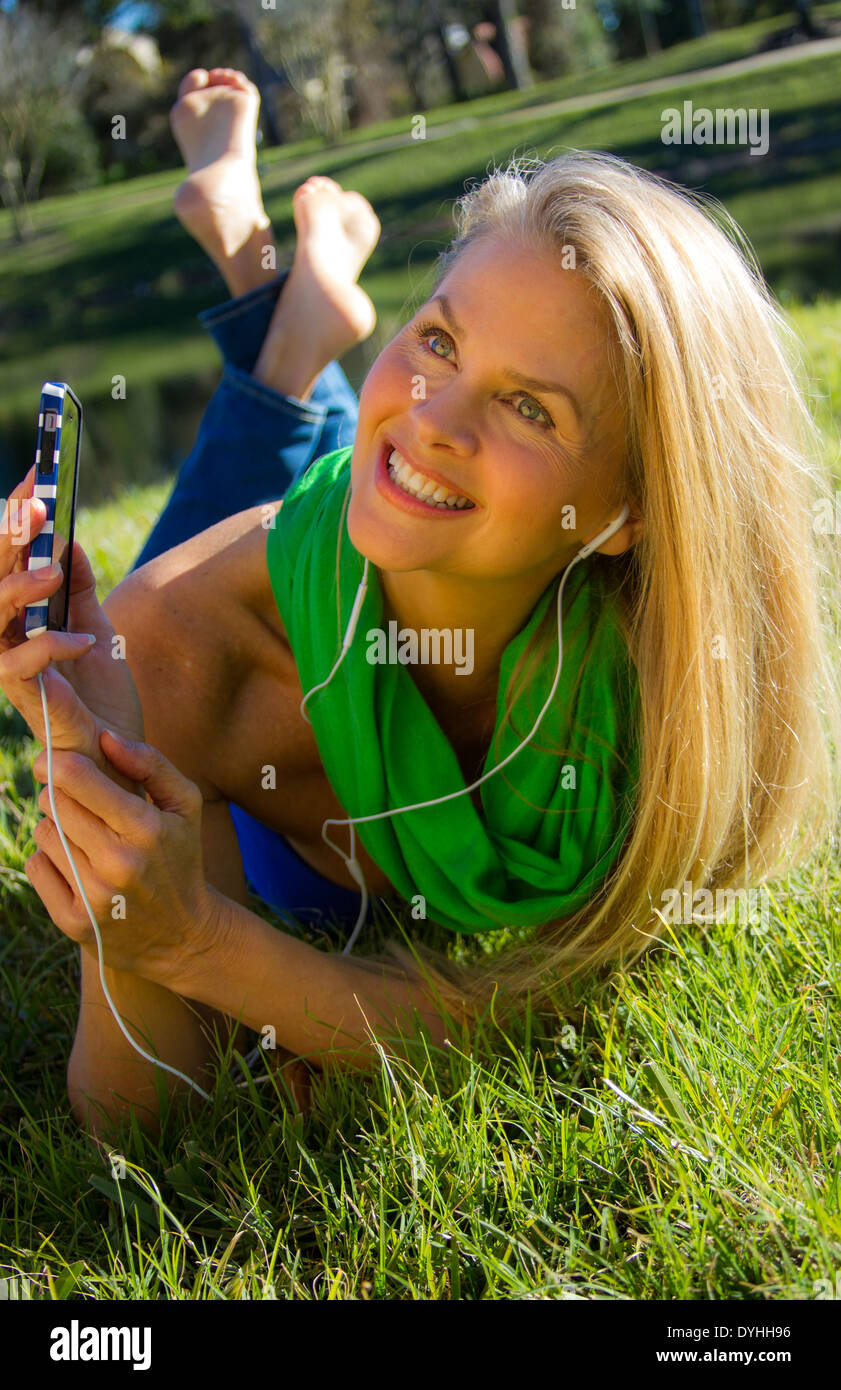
[25,382,82,638]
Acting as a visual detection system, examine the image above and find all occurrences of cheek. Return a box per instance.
[489,433,567,501]
[489,443,581,537]
[357,347,412,424]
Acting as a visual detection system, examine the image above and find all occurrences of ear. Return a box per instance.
[590,509,643,558]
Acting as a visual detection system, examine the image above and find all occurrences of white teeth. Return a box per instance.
[386,447,474,510]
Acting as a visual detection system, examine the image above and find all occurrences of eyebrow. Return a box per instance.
[429,293,584,423]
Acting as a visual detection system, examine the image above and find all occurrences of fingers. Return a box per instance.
[0,625,95,684]
[38,538,107,643]
[36,747,154,840]
[37,782,115,864]
[0,629,96,745]
[0,531,110,654]
[1,471,46,570]
[63,539,113,638]
[0,559,62,639]
[4,462,36,507]
[25,850,87,937]
[31,812,100,905]
[0,467,53,638]
[26,836,112,945]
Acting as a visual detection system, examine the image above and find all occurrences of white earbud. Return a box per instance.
[576,503,630,560]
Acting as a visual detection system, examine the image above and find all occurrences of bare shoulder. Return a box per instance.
[103,501,289,797]
[108,500,285,645]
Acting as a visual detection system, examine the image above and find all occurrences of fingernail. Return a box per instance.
[44,562,62,577]
[72,632,96,645]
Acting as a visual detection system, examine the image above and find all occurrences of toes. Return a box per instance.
[206,67,235,88]
[206,67,253,92]
[177,68,209,99]
[228,70,258,95]
[295,175,342,197]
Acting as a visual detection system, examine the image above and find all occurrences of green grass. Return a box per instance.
[1,805,839,1298]
[2,20,841,1301]
[1,291,841,1300]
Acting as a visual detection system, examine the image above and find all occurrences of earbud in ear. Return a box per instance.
[576,503,630,561]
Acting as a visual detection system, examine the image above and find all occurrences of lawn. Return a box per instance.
[1,748,839,1297]
[1,17,841,1302]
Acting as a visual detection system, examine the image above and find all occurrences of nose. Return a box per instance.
[409,376,477,454]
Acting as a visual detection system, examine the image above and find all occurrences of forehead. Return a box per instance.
[433,234,618,411]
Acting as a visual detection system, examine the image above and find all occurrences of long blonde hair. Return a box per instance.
[367,150,841,1032]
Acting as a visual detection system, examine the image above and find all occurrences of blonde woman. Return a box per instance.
[1,69,839,1137]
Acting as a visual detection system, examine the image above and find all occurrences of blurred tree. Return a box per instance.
[229,0,430,138]
[235,0,351,141]
[15,0,154,39]
[609,0,671,56]
[30,0,288,146]
[430,0,472,103]
[686,0,710,36]
[230,8,290,145]
[144,0,291,144]
[375,0,524,109]
[80,32,173,181]
[483,0,534,87]
[373,0,467,110]
[636,0,663,53]
[522,0,614,76]
[0,6,97,240]
[333,0,405,126]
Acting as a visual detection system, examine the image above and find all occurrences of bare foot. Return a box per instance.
[171,67,274,298]
[253,175,380,401]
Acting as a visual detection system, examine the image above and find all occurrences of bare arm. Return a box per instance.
[66,798,250,1138]
[66,501,457,1128]
[167,888,455,1075]
[67,505,280,1135]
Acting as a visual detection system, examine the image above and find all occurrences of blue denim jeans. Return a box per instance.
[128,274,366,934]
[131,271,359,569]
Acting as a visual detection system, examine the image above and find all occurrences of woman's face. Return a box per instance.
[348,234,631,589]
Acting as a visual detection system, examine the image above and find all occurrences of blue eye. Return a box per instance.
[409,319,555,430]
[412,321,454,358]
[513,395,553,427]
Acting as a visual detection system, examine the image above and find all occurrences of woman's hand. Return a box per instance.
[26,729,220,983]
[0,466,145,771]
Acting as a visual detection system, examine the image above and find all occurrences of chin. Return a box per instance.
[346,495,421,572]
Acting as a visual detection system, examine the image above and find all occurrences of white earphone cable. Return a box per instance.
[36,672,212,1101]
[30,504,628,1089]
[306,505,631,957]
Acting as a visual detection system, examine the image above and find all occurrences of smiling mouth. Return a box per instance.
[385,444,476,510]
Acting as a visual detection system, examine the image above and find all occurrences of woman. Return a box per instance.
[2,71,839,1138]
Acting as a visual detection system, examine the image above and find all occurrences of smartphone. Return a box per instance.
[24,382,82,639]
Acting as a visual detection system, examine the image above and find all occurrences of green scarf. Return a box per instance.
[266,446,640,934]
